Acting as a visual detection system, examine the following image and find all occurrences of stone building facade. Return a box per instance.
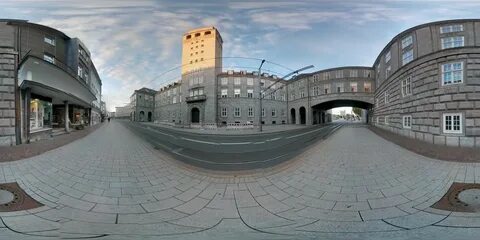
[371,19,480,148]
[130,87,156,122]
[0,19,103,146]
[152,20,480,148]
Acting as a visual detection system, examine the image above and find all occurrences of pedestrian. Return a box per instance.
[108,117,110,122]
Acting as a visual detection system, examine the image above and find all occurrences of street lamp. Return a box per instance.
[259,64,314,132]
[257,59,266,131]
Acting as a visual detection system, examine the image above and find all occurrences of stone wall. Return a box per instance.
[373,48,480,148]
[0,47,16,146]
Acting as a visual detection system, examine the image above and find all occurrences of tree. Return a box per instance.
[352,107,362,117]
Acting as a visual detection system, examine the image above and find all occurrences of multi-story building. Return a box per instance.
[130,87,156,122]
[153,20,480,148]
[181,27,222,75]
[0,19,102,146]
[115,105,132,119]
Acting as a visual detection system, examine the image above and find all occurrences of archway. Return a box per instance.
[139,111,145,122]
[299,107,306,124]
[191,108,200,123]
[311,99,373,125]
[148,112,152,122]
[290,108,296,124]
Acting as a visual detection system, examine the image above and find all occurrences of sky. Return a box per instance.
[0,0,479,111]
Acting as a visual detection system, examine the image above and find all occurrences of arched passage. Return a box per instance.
[191,107,200,123]
[139,111,145,122]
[290,108,296,124]
[311,99,374,124]
[148,112,152,122]
[299,107,306,125]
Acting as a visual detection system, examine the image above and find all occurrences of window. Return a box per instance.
[247,89,253,98]
[300,91,305,98]
[312,86,317,96]
[205,31,211,35]
[29,99,52,131]
[402,77,412,96]
[234,89,241,98]
[167,90,171,96]
[77,65,83,77]
[173,97,177,104]
[234,78,241,85]
[442,62,463,85]
[384,91,389,104]
[350,70,358,77]
[248,107,254,117]
[43,54,55,64]
[443,113,462,134]
[336,70,343,78]
[364,70,371,78]
[386,66,391,78]
[221,77,228,85]
[44,35,55,46]
[221,89,228,98]
[440,24,463,34]
[364,82,371,92]
[336,83,344,93]
[324,84,330,94]
[247,78,253,85]
[323,72,330,80]
[403,115,412,129]
[385,116,389,125]
[234,107,241,117]
[186,35,191,39]
[350,82,358,92]
[402,49,413,65]
[190,88,203,96]
[221,107,227,117]
[262,108,265,117]
[195,33,200,37]
[272,109,277,117]
[401,35,413,49]
[441,36,464,49]
[385,51,391,63]
[376,116,379,124]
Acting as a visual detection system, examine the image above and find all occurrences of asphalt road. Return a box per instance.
[121,121,343,171]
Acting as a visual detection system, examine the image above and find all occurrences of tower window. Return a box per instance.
[205,31,211,35]
[195,33,200,37]
[186,35,191,39]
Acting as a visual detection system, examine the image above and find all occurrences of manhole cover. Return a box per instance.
[0,182,43,212]
[432,182,480,212]
[458,189,480,211]
[0,190,14,204]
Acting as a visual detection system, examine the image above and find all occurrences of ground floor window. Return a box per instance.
[221,107,227,117]
[30,99,52,131]
[403,115,412,129]
[248,107,254,117]
[234,107,241,117]
[443,113,462,134]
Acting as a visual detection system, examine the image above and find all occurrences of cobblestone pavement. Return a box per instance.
[0,121,479,239]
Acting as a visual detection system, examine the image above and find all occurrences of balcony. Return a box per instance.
[186,94,207,103]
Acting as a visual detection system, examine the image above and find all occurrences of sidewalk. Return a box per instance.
[139,121,310,135]
[0,122,104,162]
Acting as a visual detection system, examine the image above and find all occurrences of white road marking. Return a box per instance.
[285,127,330,139]
[180,137,219,145]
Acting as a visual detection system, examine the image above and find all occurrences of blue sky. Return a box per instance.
[0,0,479,111]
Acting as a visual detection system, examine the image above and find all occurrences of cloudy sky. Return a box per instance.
[0,0,479,111]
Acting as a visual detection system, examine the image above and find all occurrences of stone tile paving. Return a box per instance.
[0,121,479,239]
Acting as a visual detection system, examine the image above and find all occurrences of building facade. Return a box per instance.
[130,87,156,122]
[0,19,102,146]
[370,19,480,148]
[152,20,480,148]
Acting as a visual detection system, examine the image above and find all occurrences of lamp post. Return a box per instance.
[259,64,314,132]
[257,59,266,132]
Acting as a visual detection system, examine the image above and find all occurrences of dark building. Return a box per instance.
[0,19,102,146]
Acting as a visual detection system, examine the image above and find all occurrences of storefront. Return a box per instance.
[29,97,52,131]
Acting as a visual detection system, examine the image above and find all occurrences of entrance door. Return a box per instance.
[191,108,200,123]
[290,108,296,124]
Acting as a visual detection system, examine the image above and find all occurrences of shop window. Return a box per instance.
[30,99,52,131]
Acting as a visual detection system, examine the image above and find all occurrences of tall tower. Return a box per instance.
[181,26,223,74]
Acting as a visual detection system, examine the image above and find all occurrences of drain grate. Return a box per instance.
[432,182,480,212]
[0,182,43,212]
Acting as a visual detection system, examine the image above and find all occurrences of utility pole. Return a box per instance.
[257,59,265,132]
